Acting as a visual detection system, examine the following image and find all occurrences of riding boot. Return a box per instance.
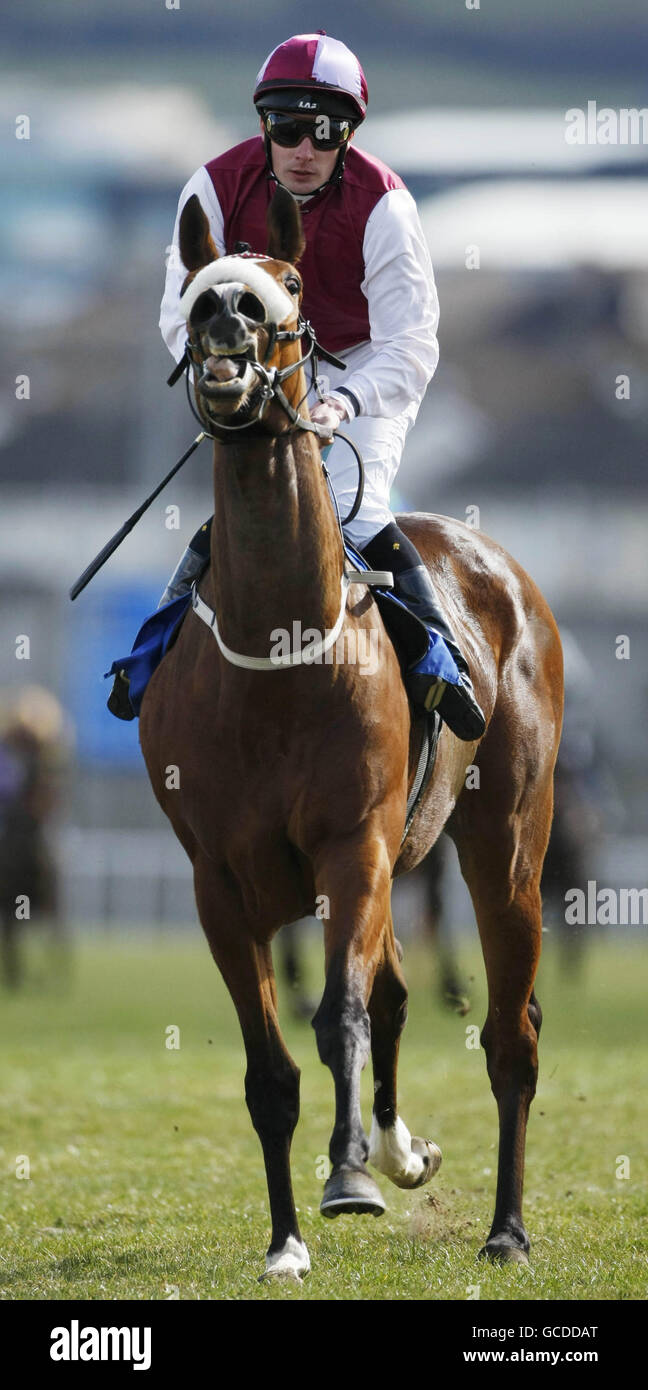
[157,519,212,608]
[360,522,486,741]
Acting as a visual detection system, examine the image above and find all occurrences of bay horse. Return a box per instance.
[139,187,563,1279]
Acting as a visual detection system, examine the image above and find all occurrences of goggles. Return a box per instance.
[263,111,353,151]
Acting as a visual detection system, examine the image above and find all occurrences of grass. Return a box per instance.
[0,930,646,1300]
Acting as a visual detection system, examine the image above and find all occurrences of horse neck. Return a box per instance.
[209,429,345,651]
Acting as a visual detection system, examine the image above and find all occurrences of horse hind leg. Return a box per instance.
[476,893,543,1263]
[449,723,554,1263]
[368,922,442,1189]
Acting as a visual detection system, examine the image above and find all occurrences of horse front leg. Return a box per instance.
[311,830,393,1217]
[367,922,442,1190]
[194,858,308,1280]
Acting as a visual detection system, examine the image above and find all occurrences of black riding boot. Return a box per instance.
[360,522,486,741]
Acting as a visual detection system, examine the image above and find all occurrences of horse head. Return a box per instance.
[178,189,309,436]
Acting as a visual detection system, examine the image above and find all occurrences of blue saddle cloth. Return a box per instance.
[106,539,459,720]
[105,592,191,717]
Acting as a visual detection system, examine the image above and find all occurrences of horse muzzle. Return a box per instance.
[197,350,257,399]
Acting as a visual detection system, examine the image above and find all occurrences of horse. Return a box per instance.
[0,686,69,990]
[139,187,563,1279]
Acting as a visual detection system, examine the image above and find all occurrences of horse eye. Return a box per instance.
[238,291,266,323]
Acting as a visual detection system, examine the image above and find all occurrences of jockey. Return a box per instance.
[158,31,485,741]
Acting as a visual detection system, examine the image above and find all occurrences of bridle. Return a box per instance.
[182,312,331,438]
[169,305,365,526]
[69,270,367,604]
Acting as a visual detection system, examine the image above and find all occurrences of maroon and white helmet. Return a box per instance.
[254,30,368,124]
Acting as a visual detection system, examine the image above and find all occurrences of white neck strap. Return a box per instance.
[191,573,349,670]
[190,567,392,670]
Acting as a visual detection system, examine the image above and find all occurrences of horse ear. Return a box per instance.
[266,187,306,265]
[179,194,219,273]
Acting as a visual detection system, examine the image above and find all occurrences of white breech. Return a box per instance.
[306,365,416,551]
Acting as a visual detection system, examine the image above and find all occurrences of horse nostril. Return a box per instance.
[190,288,224,330]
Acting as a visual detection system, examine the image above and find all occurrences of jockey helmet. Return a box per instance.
[254,32,367,194]
[254,31,368,124]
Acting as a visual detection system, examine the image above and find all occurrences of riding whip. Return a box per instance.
[69,433,207,600]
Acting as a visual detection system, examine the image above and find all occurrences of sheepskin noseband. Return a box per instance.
[179,256,295,325]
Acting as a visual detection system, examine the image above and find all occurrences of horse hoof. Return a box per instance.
[259,1236,310,1281]
[258,1268,303,1284]
[409,1137,442,1187]
[320,1168,386,1219]
[368,1115,442,1190]
[478,1236,529,1265]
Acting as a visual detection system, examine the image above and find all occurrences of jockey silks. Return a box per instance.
[203,136,403,355]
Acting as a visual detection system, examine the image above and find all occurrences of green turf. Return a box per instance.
[0,931,645,1300]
